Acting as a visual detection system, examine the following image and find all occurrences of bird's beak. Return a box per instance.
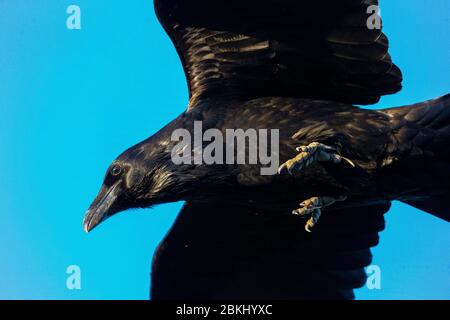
[83,182,121,233]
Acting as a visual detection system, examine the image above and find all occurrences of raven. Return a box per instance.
[84,0,450,299]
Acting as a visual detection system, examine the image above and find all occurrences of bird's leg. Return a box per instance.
[278,142,353,231]
[278,142,355,175]
[292,195,347,232]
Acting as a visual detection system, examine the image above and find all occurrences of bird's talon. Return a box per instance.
[305,218,315,233]
[278,142,355,175]
[278,163,288,175]
[292,196,347,232]
[342,157,356,167]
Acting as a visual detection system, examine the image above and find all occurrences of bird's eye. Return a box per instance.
[110,165,122,176]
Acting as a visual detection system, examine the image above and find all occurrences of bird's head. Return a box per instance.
[83,135,187,233]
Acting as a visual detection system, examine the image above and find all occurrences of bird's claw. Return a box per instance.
[278,142,355,175]
[292,195,347,232]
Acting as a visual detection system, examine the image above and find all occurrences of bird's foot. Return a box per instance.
[278,142,355,175]
[292,195,347,232]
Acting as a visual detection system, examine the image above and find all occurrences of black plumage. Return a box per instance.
[154,0,403,108]
[84,0,449,299]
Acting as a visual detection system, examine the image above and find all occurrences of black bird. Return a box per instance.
[84,0,450,299]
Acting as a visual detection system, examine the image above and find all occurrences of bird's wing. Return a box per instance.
[151,201,389,299]
[154,0,403,109]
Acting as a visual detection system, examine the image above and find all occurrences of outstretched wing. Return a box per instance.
[151,201,389,299]
[154,0,402,109]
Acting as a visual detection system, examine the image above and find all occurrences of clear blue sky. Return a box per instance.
[0,0,448,299]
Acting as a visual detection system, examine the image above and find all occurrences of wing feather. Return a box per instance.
[154,0,403,109]
[151,201,390,299]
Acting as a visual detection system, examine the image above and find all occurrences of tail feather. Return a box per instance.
[380,94,450,221]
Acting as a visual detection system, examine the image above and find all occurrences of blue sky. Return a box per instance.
[0,0,448,299]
